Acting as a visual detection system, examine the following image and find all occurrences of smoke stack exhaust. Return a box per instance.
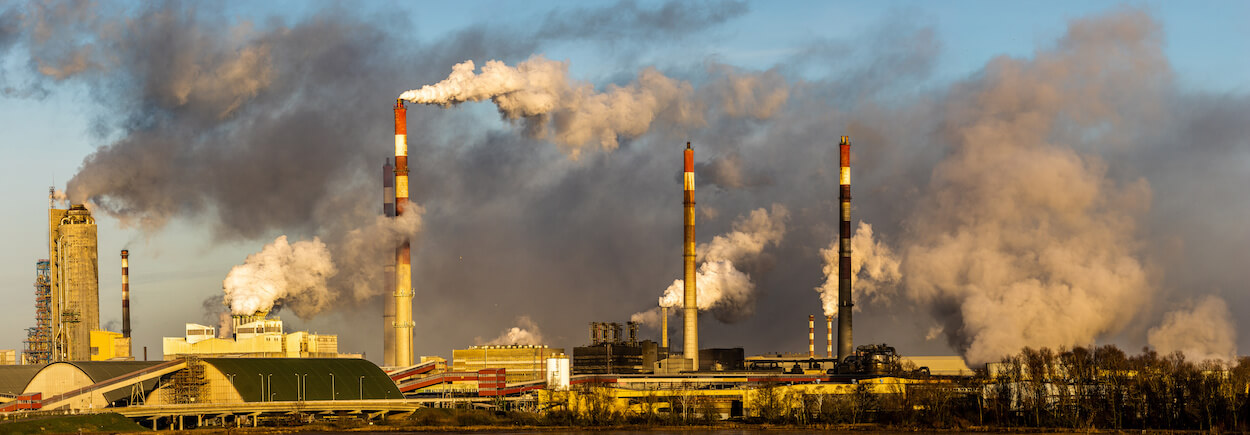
[393,99,414,366]
[826,315,833,358]
[121,249,130,339]
[660,306,668,350]
[382,158,397,367]
[808,314,815,357]
[837,135,853,362]
[683,142,698,368]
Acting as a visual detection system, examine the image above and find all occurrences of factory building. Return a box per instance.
[48,204,101,361]
[573,322,667,374]
[3,358,400,412]
[162,313,356,359]
[89,330,133,361]
[451,345,565,383]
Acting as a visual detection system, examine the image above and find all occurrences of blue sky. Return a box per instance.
[0,0,1246,363]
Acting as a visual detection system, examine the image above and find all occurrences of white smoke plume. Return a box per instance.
[1147,295,1238,363]
[815,222,902,317]
[482,316,546,346]
[896,9,1158,364]
[630,306,670,326]
[220,210,423,320]
[222,235,337,317]
[400,56,703,157]
[642,205,787,324]
[331,210,424,302]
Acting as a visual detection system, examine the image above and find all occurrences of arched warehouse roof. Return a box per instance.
[201,358,401,402]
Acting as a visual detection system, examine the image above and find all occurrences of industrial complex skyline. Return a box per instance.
[1,0,1248,367]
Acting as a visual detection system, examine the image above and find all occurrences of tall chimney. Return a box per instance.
[826,315,833,358]
[837,136,853,362]
[393,99,414,367]
[382,158,397,367]
[121,249,130,339]
[660,306,668,350]
[683,142,698,368]
[808,314,815,358]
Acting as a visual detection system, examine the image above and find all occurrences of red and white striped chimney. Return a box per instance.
[382,158,397,367]
[394,99,414,367]
[121,249,130,339]
[826,315,833,358]
[808,314,815,358]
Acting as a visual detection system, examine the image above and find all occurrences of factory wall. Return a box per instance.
[163,318,350,359]
[452,345,564,383]
[89,330,131,361]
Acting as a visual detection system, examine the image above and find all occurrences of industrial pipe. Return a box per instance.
[683,142,698,368]
[808,314,815,358]
[383,158,396,367]
[837,136,853,362]
[660,306,668,350]
[826,315,833,358]
[394,99,414,366]
[121,249,130,339]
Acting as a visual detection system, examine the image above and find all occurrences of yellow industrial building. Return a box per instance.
[162,315,355,359]
[89,330,133,361]
[452,345,565,383]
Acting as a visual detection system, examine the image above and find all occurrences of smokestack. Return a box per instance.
[683,142,698,368]
[826,315,833,358]
[808,314,815,358]
[660,306,668,350]
[837,135,853,362]
[383,158,395,217]
[121,249,130,339]
[382,158,397,367]
[393,99,414,367]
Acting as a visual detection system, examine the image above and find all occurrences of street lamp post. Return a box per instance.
[267,374,272,402]
[330,373,335,400]
[359,376,365,400]
[258,374,264,402]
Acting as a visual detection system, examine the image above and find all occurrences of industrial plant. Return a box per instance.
[0,100,963,430]
[0,101,1240,433]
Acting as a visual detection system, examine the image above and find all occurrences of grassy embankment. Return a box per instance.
[0,412,146,434]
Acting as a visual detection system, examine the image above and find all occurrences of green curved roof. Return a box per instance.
[58,361,165,384]
[202,358,401,402]
[0,365,43,396]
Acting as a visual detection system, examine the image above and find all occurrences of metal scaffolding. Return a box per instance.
[23,260,53,365]
[171,357,208,404]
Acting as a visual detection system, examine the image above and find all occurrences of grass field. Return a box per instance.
[0,412,146,434]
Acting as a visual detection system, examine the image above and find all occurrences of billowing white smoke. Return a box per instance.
[1147,295,1238,363]
[896,10,1158,364]
[222,236,336,317]
[481,316,546,346]
[400,56,702,157]
[814,222,902,317]
[332,211,424,301]
[636,205,788,325]
[221,209,423,319]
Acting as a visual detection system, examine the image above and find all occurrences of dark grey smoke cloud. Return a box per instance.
[535,0,747,43]
[6,0,1246,364]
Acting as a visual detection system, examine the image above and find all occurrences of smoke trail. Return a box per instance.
[638,205,787,324]
[400,56,704,157]
[1147,295,1238,363]
[481,316,546,346]
[814,222,901,317]
[222,236,337,317]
